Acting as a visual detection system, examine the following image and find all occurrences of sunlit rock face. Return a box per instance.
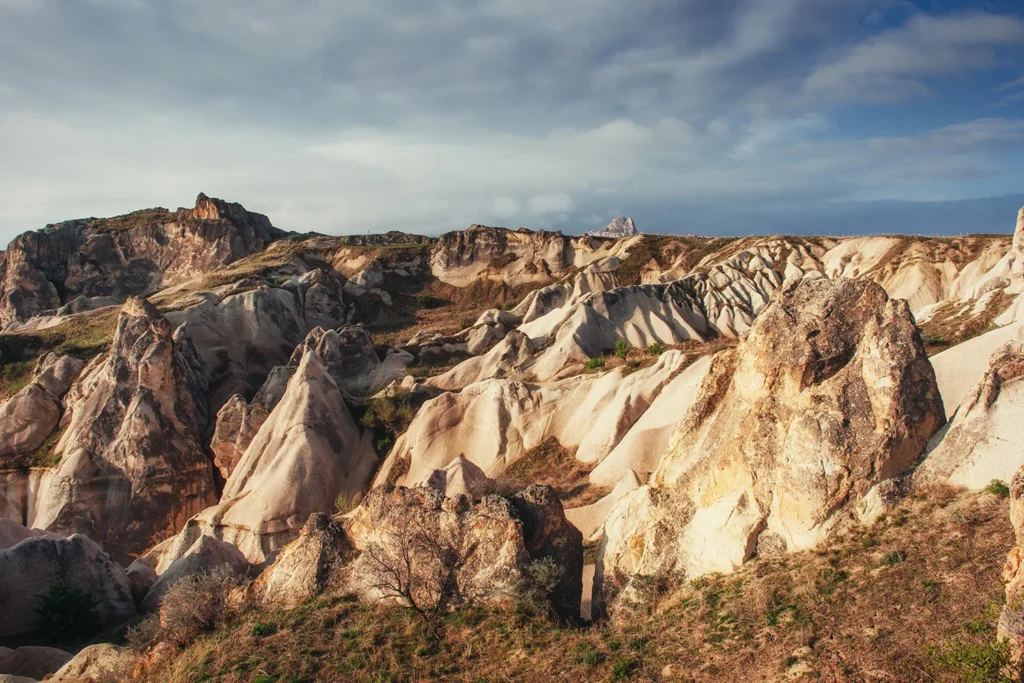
[596,278,944,617]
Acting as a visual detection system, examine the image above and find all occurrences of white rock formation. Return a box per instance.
[590,217,639,239]
[596,278,944,615]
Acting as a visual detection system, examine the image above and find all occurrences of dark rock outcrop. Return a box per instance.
[0,194,285,326]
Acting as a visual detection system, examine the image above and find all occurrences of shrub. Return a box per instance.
[612,656,641,679]
[647,342,665,356]
[614,339,632,359]
[251,621,278,637]
[515,557,562,616]
[882,550,905,566]
[985,479,1010,498]
[570,641,605,666]
[586,355,606,370]
[414,295,443,309]
[158,566,239,648]
[459,316,475,329]
[335,492,359,515]
[33,583,99,644]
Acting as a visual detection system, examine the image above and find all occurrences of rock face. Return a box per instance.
[28,298,215,563]
[47,644,136,683]
[590,216,638,239]
[165,268,347,411]
[155,351,376,566]
[377,351,710,495]
[596,278,944,615]
[257,485,583,620]
[1001,468,1024,675]
[138,535,250,612]
[0,646,71,680]
[0,194,285,327]
[916,329,1024,489]
[0,532,135,637]
[0,354,84,462]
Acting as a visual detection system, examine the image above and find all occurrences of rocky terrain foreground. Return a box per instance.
[0,196,1023,682]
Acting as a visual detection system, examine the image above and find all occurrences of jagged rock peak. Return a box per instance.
[1014,205,1024,265]
[590,216,638,238]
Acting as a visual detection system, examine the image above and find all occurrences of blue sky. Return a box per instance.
[0,0,1022,242]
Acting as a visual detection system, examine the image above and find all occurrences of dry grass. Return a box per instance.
[920,291,1015,355]
[497,438,609,508]
[138,487,1013,682]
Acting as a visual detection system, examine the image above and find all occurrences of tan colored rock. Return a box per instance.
[1000,467,1024,675]
[424,456,494,498]
[0,533,135,637]
[209,395,269,480]
[0,354,84,462]
[0,519,55,550]
[155,351,376,566]
[140,534,250,612]
[48,644,137,683]
[26,299,215,563]
[916,328,1024,489]
[596,278,944,615]
[0,646,71,680]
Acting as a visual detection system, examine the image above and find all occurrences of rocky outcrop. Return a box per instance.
[0,354,84,462]
[1001,468,1024,676]
[0,531,135,637]
[378,351,710,494]
[430,226,623,289]
[154,351,376,566]
[0,646,71,680]
[208,395,269,480]
[916,328,1024,489]
[0,194,285,327]
[596,278,944,615]
[27,298,215,563]
[257,485,582,619]
[590,216,638,239]
[165,268,347,410]
[138,535,250,612]
[47,644,137,683]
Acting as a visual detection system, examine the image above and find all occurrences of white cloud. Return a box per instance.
[805,12,1024,102]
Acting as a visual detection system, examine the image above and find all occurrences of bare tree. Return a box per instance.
[365,518,473,631]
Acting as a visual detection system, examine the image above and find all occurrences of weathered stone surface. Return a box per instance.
[47,644,137,683]
[0,646,71,680]
[916,328,1024,489]
[154,351,376,566]
[28,298,215,563]
[0,532,135,637]
[139,535,250,613]
[0,194,285,327]
[596,278,944,615]
[1001,467,1024,676]
[256,486,582,619]
[0,354,83,462]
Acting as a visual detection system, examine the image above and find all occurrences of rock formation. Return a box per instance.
[0,646,71,680]
[258,485,583,620]
[916,328,1024,489]
[1001,466,1024,676]
[0,354,84,462]
[28,298,215,563]
[137,535,250,612]
[153,351,376,566]
[47,644,136,683]
[0,531,135,637]
[0,194,285,327]
[590,216,638,239]
[596,278,944,615]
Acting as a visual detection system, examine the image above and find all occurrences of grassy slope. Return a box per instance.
[146,486,1013,683]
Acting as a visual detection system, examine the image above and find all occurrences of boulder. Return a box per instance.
[0,520,55,550]
[47,644,137,683]
[0,646,71,680]
[596,278,944,615]
[139,535,250,612]
[28,299,215,563]
[916,328,1024,489]
[0,354,84,461]
[0,533,135,637]
[423,456,494,498]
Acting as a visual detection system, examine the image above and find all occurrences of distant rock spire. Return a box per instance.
[590,216,638,238]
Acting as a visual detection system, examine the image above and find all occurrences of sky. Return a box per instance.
[1,0,1023,243]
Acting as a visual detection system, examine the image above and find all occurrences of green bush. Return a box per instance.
[586,355,606,370]
[414,294,443,309]
[647,342,665,356]
[985,479,1010,498]
[33,583,99,644]
[614,339,632,359]
[251,621,278,637]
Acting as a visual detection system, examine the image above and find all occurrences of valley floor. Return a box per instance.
[145,486,1012,683]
